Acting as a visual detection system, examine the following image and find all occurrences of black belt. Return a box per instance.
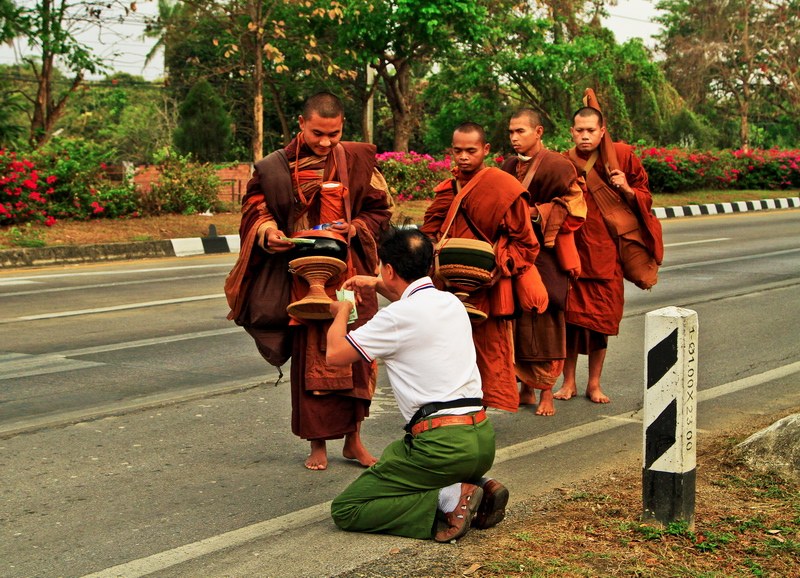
[404,398,484,433]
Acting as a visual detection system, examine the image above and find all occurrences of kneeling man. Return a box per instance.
[327,227,508,542]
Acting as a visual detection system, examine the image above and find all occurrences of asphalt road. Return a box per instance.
[1,209,799,577]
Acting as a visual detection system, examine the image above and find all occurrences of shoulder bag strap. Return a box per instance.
[520,148,548,190]
[333,144,353,243]
[438,167,490,245]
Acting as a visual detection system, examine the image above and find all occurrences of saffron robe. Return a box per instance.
[420,167,539,412]
[564,143,653,336]
[225,138,391,440]
[502,152,585,389]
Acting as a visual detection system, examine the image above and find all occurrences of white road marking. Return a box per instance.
[0,262,232,282]
[0,273,224,297]
[0,279,38,287]
[0,327,243,380]
[79,359,800,578]
[4,294,224,322]
[664,237,730,247]
[661,247,800,271]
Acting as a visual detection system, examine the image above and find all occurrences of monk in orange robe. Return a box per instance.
[420,122,546,412]
[557,106,660,403]
[225,92,391,469]
[501,109,586,416]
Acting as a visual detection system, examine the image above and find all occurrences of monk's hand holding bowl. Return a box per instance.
[328,220,354,237]
[265,228,295,253]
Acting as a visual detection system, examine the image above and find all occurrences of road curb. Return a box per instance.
[1,198,797,269]
[652,196,800,219]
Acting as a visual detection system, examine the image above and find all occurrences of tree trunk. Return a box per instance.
[30,54,83,148]
[740,110,749,152]
[265,77,291,146]
[252,54,264,162]
[379,59,413,152]
[392,110,412,152]
[249,0,264,162]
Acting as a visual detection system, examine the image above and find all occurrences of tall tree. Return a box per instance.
[169,0,347,161]
[655,0,799,149]
[336,0,507,152]
[5,0,140,147]
[173,79,232,162]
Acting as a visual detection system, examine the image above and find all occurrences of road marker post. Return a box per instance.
[642,306,698,530]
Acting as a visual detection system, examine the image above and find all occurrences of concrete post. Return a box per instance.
[642,306,698,530]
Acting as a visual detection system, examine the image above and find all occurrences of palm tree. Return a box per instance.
[140,0,183,74]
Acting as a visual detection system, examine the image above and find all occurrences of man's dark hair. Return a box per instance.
[453,122,487,145]
[303,92,344,119]
[573,106,604,127]
[377,227,433,283]
[511,108,542,129]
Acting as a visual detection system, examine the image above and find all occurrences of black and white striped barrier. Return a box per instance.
[652,196,800,219]
[643,306,698,529]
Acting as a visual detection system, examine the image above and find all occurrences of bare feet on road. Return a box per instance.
[535,389,556,416]
[305,440,328,470]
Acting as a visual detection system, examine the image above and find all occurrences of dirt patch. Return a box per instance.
[337,410,800,577]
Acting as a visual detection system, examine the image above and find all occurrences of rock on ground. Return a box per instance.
[734,413,800,482]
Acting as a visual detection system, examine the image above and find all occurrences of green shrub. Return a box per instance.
[31,138,140,220]
[139,150,223,216]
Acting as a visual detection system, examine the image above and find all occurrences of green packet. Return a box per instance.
[335,289,359,324]
[280,236,315,244]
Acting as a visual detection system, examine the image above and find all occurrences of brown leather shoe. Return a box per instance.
[472,479,509,529]
[434,483,483,543]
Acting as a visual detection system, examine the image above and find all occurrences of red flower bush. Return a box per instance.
[0,149,57,226]
[637,146,800,193]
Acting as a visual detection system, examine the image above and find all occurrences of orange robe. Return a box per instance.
[564,143,653,337]
[225,138,391,440]
[420,167,539,412]
[501,151,585,389]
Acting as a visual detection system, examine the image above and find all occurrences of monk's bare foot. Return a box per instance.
[343,433,377,467]
[518,383,537,406]
[305,440,328,470]
[535,389,556,416]
[553,384,578,400]
[586,385,610,404]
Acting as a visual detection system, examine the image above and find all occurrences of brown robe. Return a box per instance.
[564,143,653,337]
[501,151,585,389]
[224,139,391,440]
[420,167,539,412]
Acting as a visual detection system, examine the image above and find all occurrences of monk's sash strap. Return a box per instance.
[404,398,484,433]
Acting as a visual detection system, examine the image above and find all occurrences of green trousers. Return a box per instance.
[331,416,495,539]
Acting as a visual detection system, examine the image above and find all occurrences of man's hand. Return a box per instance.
[265,228,295,253]
[340,275,379,304]
[329,299,354,318]
[326,299,362,366]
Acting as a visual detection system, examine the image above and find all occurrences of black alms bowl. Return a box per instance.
[289,229,348,262]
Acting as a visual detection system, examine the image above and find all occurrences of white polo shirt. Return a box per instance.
[346,276,483,422]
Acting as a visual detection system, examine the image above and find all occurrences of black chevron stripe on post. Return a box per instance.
[643,307,699,530]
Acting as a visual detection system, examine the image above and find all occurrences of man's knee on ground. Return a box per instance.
[330,495,359,531]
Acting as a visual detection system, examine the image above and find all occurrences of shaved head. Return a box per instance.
[510,108,543,129]
[453,122,487,145]
[573,106,604,127]
[303,92,345,120]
